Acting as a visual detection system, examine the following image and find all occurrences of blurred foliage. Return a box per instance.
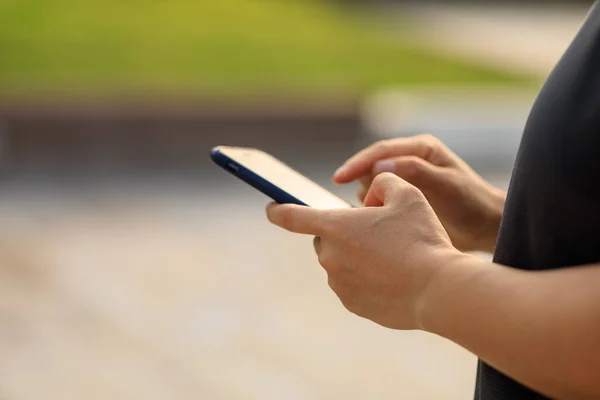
[0,0,531,98]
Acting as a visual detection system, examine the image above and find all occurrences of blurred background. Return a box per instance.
[0,1,593,399]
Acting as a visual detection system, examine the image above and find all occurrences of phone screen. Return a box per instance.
[218,147,352,209]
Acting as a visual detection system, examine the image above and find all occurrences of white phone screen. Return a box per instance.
[218,146,352,209]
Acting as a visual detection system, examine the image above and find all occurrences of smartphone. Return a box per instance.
[211,146,352,209]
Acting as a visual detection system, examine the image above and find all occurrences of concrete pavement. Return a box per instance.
[0,170,508,400]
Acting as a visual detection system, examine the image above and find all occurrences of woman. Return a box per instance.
[267,2,600,399]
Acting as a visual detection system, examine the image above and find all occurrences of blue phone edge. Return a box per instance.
[210,147,309,207]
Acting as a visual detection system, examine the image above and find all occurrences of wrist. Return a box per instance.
[415,251,486,333]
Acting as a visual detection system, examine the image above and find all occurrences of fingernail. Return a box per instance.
[373,159,396,175]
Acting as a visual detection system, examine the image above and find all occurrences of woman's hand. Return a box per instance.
[266,173,464,330]
[333,135,506,253]
[267,159,600,400]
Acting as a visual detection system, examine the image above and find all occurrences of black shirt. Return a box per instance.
[476,2,600,399]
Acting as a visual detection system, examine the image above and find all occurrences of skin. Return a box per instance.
[334,134,506,253]
[266,135,600,400]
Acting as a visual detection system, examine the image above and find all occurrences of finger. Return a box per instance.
[373,156,446,191]
[357,177,372,202]
[333,135,447,184]
[359,175,373,187]
[357,184,368,203]
[266,203,341,236]
[340,137,436,181]
[313,236,322,255]
[363,172,410,207]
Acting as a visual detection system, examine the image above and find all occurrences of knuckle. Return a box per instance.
[404,157,422,176]
[328,279,354,309]
[417,134,439,157]
[318,251,337,271]
[312,236,321,253]
[323,258,346,277]
[411,184,426,198]
[340,300,354,313]
[418,133,438,144]
[327,275,341,292]
[339,296,359,314]
[405,159,433,185]
[400,182,424,198]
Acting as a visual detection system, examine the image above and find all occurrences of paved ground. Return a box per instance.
[0,165,508,400]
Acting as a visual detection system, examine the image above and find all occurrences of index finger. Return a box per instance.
[266,203,342,236]
[333,136,440,184]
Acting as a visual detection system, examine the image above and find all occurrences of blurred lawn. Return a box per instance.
[0,0,532,98]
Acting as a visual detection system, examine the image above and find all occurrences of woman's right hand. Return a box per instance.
[333,134,506,253]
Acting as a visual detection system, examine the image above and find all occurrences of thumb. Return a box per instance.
[373,156,445,190]
[363,172,409,207]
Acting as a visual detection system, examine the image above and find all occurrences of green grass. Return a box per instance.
[0,0,532,98]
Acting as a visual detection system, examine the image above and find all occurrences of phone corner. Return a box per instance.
[210,146,223,162]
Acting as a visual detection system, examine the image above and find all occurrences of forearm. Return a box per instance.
[418,254,600,400]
